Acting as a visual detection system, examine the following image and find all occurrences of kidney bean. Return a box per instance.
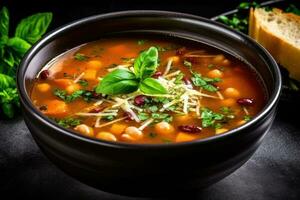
[39,70,50,80]
[134,95,147,106]
[152,71,162,78]
[183,77,192,85]
[178,125,202,133]
[237,98,254,106]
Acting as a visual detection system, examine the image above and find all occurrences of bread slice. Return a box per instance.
[249,7,300,81]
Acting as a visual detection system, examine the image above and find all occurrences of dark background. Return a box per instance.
[1,0,300,199]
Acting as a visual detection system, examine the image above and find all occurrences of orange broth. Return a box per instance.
[30,37,266,144]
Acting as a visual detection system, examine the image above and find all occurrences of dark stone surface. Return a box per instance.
[1,0,300,199]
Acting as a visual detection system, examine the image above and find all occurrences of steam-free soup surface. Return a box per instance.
[31,37,266,144]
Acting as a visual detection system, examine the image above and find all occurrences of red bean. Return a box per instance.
[92,91,101,99]
[134,95,147,106]
[124,112,134,122]
[178,125,202,133]
[152,71,162,78]
[183,77,192,85]
[90,107,103,113]
[237,98,254,106]
[39,70,50,80]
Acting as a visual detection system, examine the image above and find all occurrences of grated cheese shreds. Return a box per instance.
[163,58,173,76]
[216,91,224,100]
[160,99,179,112]
[95,116,101,128]
[196,99,201,117]
[76,112,118,117]
[73,72,85,83]
[95,116,128,128]
[121,101,140,122]
[182,93,189,114]
[93,100,103,106]
[164,70,181,78]
[107,64,131,72]
[139,118,154,130]
[243,107,249,115]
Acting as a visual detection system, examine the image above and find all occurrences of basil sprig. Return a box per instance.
[96,47,167,95]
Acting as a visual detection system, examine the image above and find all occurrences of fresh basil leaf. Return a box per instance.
[15,12,52,44]
[96,69,139,95]
[134,46,158,79]
[0,7,9,37]
[7,37,31,56]
[139,78,167,94]
[0,73,15,89]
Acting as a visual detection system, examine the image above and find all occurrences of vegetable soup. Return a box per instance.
[30,37,266,144]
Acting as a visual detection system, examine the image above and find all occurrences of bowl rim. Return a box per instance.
[17,10,282,149]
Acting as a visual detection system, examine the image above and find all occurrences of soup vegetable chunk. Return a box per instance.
[31,37,266,144]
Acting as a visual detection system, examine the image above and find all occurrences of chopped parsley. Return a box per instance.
[56,117,81,128]
[183,60,192,69]
[103,115,115,121]
[53,89,92,103]
[201,108,224,128]
[191,72,221,92]
[152,113,172,123]
[74,53,88,61]
[78,79,88,87]
[243,115,252,122]
[174,73,184,84]
[138,112,150,121]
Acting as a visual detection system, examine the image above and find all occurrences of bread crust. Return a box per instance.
[249,8,300,81]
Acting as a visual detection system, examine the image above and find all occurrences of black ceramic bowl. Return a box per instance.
[17,11,281,196]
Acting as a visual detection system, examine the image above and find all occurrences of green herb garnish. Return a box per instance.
[96,47,167,95]
[191,72,221,92]
[0,6,52,118]
[201,108,224,128]
[183,60,192,69]
[152,113,172,123]
[243,115,252,122]
[74,53,88,61]
[56,117,81,128]
[78,79,88,87]
[54,89,92,103]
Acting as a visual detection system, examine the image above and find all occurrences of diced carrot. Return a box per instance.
[66,83,81,94]
[83,69,97,80]
[87,60,102,70]
[175,132,198,143]
[110,123,127,136]
[44,100,68,116]
[54,79,73,88]
[36,83,50,92]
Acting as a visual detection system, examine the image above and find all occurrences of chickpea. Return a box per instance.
[96,132,117,142]
[154,122,175,136]
[215,128,228,134]
[121,126,143,141]
[74,124,94,137]
[212,54,225,64]
[36,83,50,92]
[224,87,240,98]
[221,98,236,107]
[207,69,223,78]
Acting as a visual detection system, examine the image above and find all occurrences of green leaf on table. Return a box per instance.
[15,12,52,44]
[0,7,9,37]
[139,78,167,95]
[95,69,139,95]
[7,37,31,56]
[0,73,15,89]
